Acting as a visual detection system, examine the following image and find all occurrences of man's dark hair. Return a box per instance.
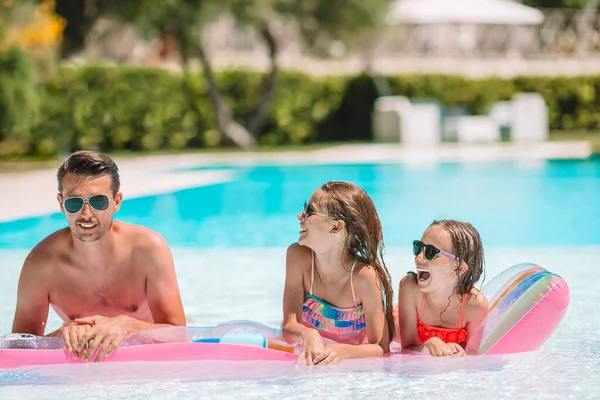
[57,151,120,195]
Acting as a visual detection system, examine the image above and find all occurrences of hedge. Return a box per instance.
[1,63,600,158]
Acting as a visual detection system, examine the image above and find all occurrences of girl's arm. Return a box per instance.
[314,265,390,364]
[281,243,324,364]
[464,292,490,355]
[398,273,427,353]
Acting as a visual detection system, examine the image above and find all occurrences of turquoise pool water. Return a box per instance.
[1,158,599,398]
[1,157,600,249]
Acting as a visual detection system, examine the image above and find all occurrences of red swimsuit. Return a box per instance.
[417,293,468,344]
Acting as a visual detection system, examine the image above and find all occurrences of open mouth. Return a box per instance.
[417,269,431,281]
[299,228,307,233]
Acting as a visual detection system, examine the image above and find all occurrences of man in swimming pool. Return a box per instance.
[11,150,186,362]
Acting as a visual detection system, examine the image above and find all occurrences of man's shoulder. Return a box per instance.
[115,221,168,250]
[115,222,174,272]
[31,228,70,256]
[24,229,70,269]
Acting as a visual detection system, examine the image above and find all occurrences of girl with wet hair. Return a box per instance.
[397,220,489,357]
[282,181,395,366]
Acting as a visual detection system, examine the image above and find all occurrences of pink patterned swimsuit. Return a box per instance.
[301,252,367,345]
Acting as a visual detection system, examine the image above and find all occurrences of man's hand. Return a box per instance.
[58,321,94,359]
[74,315,133,362]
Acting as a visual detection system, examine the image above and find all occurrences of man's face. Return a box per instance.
[57,173,122,243]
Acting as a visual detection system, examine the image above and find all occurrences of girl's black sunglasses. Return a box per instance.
[413,240,459,262]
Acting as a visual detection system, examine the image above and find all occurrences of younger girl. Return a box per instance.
[282,181,395,366]
[397,220,489,356]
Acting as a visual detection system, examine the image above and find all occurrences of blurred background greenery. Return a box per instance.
[1,0,600,159]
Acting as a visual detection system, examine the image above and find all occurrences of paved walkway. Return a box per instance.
[0,141,592,222]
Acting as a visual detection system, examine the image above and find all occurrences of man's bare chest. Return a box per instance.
[49,264,147,319]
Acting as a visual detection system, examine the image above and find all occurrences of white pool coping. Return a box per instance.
[0,141,592,222]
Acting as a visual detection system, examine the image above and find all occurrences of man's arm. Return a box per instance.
[12,249,51,336]
[141,231,186,327]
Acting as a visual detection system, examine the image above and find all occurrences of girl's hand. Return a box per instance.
[425,337,456,357]
[313,344,344,366]
[447,342,466,357]
[296,329,325,366]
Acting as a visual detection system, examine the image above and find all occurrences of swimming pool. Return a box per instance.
[1,157,599,399]
[2,157,600,249]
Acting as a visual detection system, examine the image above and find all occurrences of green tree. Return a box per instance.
[1,0,65,157]
[54,0,141,58]
[54,0,393,148]
[230,0,392,139]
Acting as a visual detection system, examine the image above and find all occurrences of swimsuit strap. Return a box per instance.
[419,292,468,327]
[457,293,469,328]
[418,292,427,319]
[309,251,315,295]
[349,258,359,308]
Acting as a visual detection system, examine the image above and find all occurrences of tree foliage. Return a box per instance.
[47,1,394,148]
[0,0,65,156]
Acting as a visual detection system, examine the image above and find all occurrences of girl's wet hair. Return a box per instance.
[57,150,120,195]
[319,181,395,340]
[430,219,485,297]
